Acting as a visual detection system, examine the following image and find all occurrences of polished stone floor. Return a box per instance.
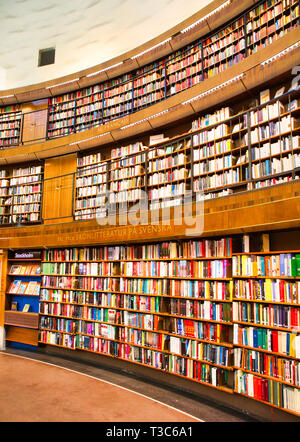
[0,348,255,422]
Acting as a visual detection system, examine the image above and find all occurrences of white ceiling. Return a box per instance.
[0,0,213,90]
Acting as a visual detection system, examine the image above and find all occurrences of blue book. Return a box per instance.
[280,254,285,277]
[260,257,265,277]
[178,319,183,335]
[253,328,258,348]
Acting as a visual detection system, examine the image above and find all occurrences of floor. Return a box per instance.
[0,348,255,422]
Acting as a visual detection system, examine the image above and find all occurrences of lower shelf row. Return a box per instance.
[37,330,300,415]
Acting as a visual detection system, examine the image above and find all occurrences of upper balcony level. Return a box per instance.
[0,0,299,165]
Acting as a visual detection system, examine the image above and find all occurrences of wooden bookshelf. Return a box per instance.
[39,238,234,390]
[0,164,44,226]
[0,111,22,148]
[232,240,300,415]
[40,0,300,145]
[4,250,42,347]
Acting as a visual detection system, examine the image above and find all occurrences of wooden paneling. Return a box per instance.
[42,153,77,224]
[0,181,299,249]
[5,326,39,346]
[22,109,48,144]
[4,311,39,329]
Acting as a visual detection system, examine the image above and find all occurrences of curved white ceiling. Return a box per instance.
[0,0,213,90]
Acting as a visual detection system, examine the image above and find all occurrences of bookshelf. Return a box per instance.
[246,0,299,56]
[71,80,300,220]
[39,237,234,392]
[43,0,300,143]
[75,142,147,221]
[4,250,42,347]
[202,14,246,80]
[109,142,147,209]
[0,111,22,148]
[0,164,44,226]
[147,136,191,211]
[2,232,299,416]
[75,152,108,221]
[167,42,203,96]
[232,238,300,415]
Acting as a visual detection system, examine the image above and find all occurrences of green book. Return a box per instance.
[291,257,297,277]
[296,255,300,277]
[257,329,262,349]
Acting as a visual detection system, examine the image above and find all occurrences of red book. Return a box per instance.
[272,330,279,353]
[279,280,284,303]
[253,376,257,399]
[257,376,262,401]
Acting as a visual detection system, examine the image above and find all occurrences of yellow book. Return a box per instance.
[253,259,258,277]
[229,280,233,301]
[242,255,247,276]
[265,279,272,302]
[216,324,221,343]
[290,334,296,358]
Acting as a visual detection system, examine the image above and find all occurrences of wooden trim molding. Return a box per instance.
[0,181,299,250]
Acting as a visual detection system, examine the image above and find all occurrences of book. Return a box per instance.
[11,302,18,311]
[274,87,285,98]
[260,234,270,252]
[10,265,21,274]
[25,281,38,295]
[17,282,28,294]
[8,280,21,294]
[260,89,270,105]
[22,304,30,312]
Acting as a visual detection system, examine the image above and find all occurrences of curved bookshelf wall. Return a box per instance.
[0,0,300,421]
[0,0,299,153]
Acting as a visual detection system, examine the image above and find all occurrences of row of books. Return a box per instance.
[235,370,300,413]
[251,136,299,160]
[8,280,40,296]
[39,279,231,304]
[42,239,232,262]
[10,264,41,276]
[234,347,300,386]
[169,299,232,323]
[232,254,300,277]
[193,169,242,191]
[169,337,231,366]
[193,155,233,176]
[232,301,300,330]
[40,316,77,334]
[39,330,76,349]
[0,138,19,147]
[233,324,300,361]
[42,275,233,293]
[168,356,230,388]
[251,154,300,178]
